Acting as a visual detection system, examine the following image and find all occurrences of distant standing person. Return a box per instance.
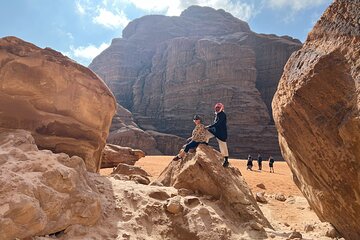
[206,103,229,167]
[257,154,263,171]
[269,156,275,173]
[246,155,253,171]
[172,115,208,161]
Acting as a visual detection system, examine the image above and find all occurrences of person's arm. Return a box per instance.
[208,112,226,128]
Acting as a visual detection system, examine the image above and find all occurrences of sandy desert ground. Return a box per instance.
[101,156,338,239]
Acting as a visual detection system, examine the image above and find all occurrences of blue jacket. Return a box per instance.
[208,111,227,141]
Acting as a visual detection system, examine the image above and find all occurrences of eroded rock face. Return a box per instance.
[272,1,360,239]
[158,144,271,228]
[0,36,116,172]
[0,129,101,239]
[101,144,145,168]
[108,95,185,155]
[90,6,301,159]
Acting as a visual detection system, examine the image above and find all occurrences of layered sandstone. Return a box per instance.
[272,1,360,239]
[90,6,301,158]
[0,129,101,239]
[0,37,116,172]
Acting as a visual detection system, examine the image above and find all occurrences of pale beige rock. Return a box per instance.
[0,36,116,172]
[272,1,360,239]
[0,129,101,240]
[60,175,271,240]
[158,144,272,228]
[111,163,150,177]
[101,144,145,168]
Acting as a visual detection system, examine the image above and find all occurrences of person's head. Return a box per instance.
[193,114,202,124]
[214,103,224,113]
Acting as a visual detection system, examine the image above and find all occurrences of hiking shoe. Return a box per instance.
[172,155,181,161]
[222,159,229,167]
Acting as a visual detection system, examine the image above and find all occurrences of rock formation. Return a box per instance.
[158,144,271,229]
[272,1,360,239]
[108,102,185,155]
[101,144,145,168]
[0,36,116,172]
[0,129,101,239]
[90,6,301,158]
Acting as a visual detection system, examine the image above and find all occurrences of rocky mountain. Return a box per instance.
[272,0,360,239]
[0,36,116,172]
[90,6,301,158]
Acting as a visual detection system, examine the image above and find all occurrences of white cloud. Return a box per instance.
[126,0,174,12]
[93,8,130,29]
[268,0,328,11]
[68,42,110,60]
[76,1,86,15]
[126,0,257,21]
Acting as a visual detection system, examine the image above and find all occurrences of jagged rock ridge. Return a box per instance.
[90,6,301,158]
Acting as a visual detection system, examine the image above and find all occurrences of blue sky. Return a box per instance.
[0,0,332,66]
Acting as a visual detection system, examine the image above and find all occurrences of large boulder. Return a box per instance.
[90,6,301,159]
[158,144,271,228]
[101,144,145,168]
[0,36,116,172]
[107,126,162,155]
[107,103,185,155]
[146,130,185,155]
[0,129,101,239]
[272,1,360,239]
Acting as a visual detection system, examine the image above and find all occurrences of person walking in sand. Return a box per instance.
[205,103,229,167]
[257,154,263,171]
[246,154,253,170]
[269,156,275,173]
[172,115,208,161]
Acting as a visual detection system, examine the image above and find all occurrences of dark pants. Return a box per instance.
[184,141,207,153]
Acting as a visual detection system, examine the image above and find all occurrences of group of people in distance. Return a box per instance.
[172,102,276,172]
[246,154,275,173]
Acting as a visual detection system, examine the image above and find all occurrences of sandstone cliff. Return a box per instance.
[272,1,360,239]
[0,36,116,172]
[90,6,301,158]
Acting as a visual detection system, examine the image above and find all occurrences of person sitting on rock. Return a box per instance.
[172,115,208,161]
[269,156,275,173]
[205,103,229,167]
[247,155,253,170]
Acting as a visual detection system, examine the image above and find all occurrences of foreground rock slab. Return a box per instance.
[0,129,101,240]
[158,144,271,229]
[272,1,360,239]
[0,36,116,172]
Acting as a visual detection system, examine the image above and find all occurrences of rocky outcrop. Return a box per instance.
[107,107,186,155]
[272,1,360,239]
[146,130,185,155]
[107,126,162,155]
[101,144,145,168]
[0,129,101,239]
[0,37,116,172]
[158,144,271,228]
[90,6,301,159]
